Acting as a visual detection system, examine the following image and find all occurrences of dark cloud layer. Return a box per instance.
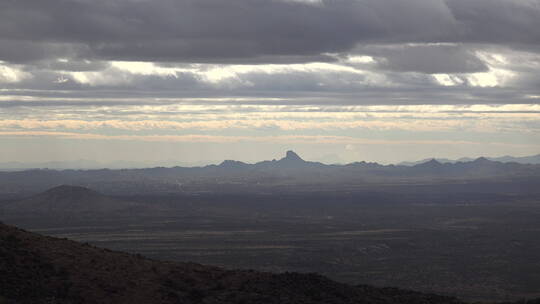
[359,44,489,74]
[1,0,539,64]
[1,0,539,109]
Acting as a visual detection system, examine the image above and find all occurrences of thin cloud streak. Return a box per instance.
[1,113,539,133]
[0,131,535,149]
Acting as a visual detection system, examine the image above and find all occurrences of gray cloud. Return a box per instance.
[34,59,110,72]
[356,44,489,74]
[446,0,540,45]
[0,66,534,107]
[1,0,539,64]
[0,40,92,64]
[0,0,539,110]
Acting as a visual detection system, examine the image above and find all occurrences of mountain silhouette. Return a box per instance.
[471,157,491,165]
[399,154,540,166]
[413,159,444,170]
[272,150,310,168]
[283,150,304,162]
[218,159,249,169]
[251,150,325,170]
[0,151,539,196]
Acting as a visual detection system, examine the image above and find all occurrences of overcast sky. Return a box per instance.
[1,0,539,165]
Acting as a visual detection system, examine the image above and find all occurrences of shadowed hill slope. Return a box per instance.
[0,221,473,304]
[1,185,142,216]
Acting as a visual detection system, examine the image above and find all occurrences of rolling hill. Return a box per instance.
[1,185,142,216]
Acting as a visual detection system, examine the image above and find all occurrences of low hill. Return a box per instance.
[1,185,142,216]
[0,221,473,304]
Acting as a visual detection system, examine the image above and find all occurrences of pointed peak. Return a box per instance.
[284,150,304,162]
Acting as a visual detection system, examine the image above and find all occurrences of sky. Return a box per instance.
[1,0,540,165]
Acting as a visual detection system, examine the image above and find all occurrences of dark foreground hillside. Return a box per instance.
[0,222,473,304]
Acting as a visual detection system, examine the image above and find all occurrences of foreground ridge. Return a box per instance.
[0,221,472,304]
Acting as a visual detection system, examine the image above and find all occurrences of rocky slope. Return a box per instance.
[0,221,472,304]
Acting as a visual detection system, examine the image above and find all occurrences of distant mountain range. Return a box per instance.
[399,154,540,166]
[0,159,216,171]
[205,151,540,178]
[0,151,539,196]
[2,152,539,170]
